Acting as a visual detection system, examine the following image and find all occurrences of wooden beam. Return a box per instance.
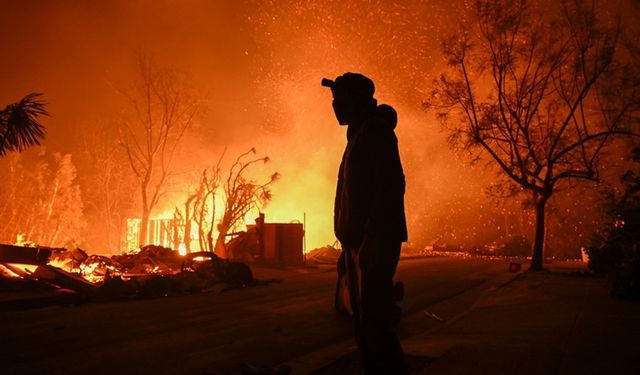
[0,244,51,265]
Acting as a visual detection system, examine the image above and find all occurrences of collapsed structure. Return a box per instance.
[0,244,253,305]
[0,216,304,307]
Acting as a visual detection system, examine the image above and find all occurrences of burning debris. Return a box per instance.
[0,243,259,308]
[48,247,88,271]
[0,214,303,312]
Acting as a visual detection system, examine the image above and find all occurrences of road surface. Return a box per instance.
[0,257,511,375]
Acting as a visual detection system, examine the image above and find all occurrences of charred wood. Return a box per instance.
[0,244,52,265]
[32,265,98,294]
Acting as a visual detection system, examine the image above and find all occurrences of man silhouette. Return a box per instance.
[323,73,408,374]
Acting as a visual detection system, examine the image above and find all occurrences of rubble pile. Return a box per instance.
[306,245,341,265]
[0,244,255,305]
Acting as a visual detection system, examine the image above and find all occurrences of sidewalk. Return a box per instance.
[308,265,640,375]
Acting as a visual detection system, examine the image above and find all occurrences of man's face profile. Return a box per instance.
[331,89,355,126]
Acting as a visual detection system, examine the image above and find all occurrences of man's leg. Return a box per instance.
[335,249,354,316]
[358,237,407,375]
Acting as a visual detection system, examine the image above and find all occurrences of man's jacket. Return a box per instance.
[334,104,408,249]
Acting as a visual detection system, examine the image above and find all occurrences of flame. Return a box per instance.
[78,259,122,284]
[48,258,81,274]
[178,243,187,256]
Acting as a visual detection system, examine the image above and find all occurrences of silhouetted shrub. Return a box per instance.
[586,148,640,301]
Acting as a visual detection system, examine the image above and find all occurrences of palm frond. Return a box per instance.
[0,93,48,156]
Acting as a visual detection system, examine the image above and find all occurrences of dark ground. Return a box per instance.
[308,261,640,375]
[0,257,509,375]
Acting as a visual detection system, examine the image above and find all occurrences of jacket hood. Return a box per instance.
[374,104,397,130]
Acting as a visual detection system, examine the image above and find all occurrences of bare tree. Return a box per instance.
[216,148,279,258]
[180,184,202,253]
[120,57,200,247]
[426,0,639,270]
[195,161,223,252]
[173,155,223,253]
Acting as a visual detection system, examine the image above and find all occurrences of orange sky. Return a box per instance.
[2,0,631,252]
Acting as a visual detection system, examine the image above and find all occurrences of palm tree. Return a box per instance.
[0,93,48,157]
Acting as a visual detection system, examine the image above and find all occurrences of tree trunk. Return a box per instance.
[172,218,180,252]
[197,222,205,253]
[215,226,228,258]
[206,192,216,252]
[530,200,546,271]
[206,229,214,252]
[139,207,149,248]
[184,217,192,253]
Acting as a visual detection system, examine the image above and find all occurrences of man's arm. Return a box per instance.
[364,128,399,237]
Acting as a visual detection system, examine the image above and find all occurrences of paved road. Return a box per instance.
[0,257,509,375]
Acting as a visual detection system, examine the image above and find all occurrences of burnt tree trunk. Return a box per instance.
[530,196,549,271]
[215,226,229,259]
[139,207,150,248]
[206,230,214,252]
[184,213,192,252]
[183,193,198,253]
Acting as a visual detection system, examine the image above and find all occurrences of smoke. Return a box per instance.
[239,0,495,249]
[0,0,515,251]
[2,0,629,253]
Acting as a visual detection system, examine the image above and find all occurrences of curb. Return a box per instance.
[423,271,522,335]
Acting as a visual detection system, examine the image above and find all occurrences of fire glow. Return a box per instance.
[1,0,632,268]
